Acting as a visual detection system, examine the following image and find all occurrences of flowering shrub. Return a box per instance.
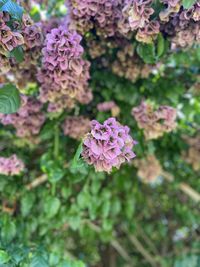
[0,0,199,267]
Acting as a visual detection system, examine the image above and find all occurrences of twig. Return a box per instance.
[85,221,132,263]
[128,234,159,267]
[26,174,48,190]
[135,224,159,255]
[179,182,200,203]
[162,172,200,203]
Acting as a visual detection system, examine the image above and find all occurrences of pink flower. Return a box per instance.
[82,118,136,173]
[0,155,24,176]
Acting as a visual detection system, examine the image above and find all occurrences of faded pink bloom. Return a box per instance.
[62,116,91,140]
[82,118,137,173]
[132,101,177,140]
[0,154,24,176]
[134,155,162,183]
[37,25,92,112]
[0,95,45,138]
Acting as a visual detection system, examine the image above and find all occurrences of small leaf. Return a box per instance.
[21,193,35,217]
[43,196,60,218]
[71,141,85,169]
[0,250,10,264]
[157,33,165,58]
[0,0,24,20]
[182,0,196,9]
[136,43,156,64]
[1,220,16,243]
[0,84,21,114]
[10,46,24,63]
[30,252,48,267]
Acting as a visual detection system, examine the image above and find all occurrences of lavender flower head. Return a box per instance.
[0,154,24,176]
[82,118,137,173]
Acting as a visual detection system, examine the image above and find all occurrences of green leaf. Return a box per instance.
[0,0,24,20]
[21,193,35,217]
[174,255,200,267]
[136,43,156,64]
[0,83,21,114]
[1,220,16,243]
[43,196,61,218]
[182,0,196,9]
[71,141,85,169]
[0,250,10,264]
[30,252,48,267]
[10,46,24,63]
[157,33,165,58]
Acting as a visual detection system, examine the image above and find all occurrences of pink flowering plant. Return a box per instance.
[0,0,199,267]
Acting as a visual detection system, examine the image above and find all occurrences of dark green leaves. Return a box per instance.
[136,34,169,63]
[182,0,196,9]
[0,0,24,20]
[0,84,21,114]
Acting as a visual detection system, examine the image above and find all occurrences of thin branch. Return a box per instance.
[85,221,132,264]
[162,172,200,203]
[26,174,48,190]
[127,234,159,267]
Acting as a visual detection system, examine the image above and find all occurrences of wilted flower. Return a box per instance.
[62,116,91,140]
[0,154,24,176]
[82,118,137,173]
[0,95,45,138]
[37,25,92,112]
[132,101,177,140]
[134,154,162,183]
[182,136,200,171]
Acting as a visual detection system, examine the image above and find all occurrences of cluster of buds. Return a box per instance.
[82,118,137,173]
[62,116,91,140]
[0,154,24,176]
[132,101,177,140]
[134,154,162,183]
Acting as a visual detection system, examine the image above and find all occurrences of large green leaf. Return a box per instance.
[182,0,196,9]
[0,250,10,264]
[0,84,21,114]
[0,0,24,20]
[174,255,200,267]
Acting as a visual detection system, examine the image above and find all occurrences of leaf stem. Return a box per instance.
[54,124,60,159]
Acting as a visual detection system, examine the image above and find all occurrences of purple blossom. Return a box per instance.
[82,118,136,173]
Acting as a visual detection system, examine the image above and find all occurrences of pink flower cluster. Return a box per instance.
[0,12,24,55]
[112,44,157,82]
[67,0,122,37]
[62,116,91,140]
[0,154,24,176]
[37,25,92,112]
[132,101,177,140]
[68,0,160,42]
[82,118,136,173]
[161,1,200,48]
[0,95,45,138]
